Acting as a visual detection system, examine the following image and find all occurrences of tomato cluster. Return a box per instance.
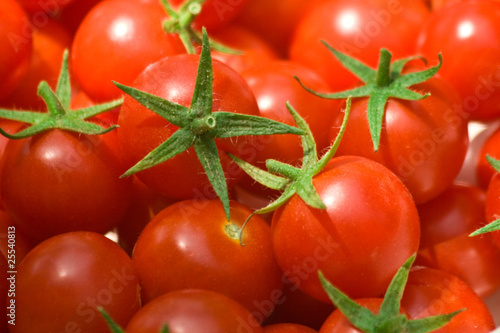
[1,0,500,332]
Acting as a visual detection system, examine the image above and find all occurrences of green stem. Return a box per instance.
[375,49,393,87]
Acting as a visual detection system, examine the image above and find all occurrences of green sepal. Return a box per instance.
[296,44,442,152]
[0,49,121,139]
[114,29,303,221]
[318,254,464,333]
[98,308,125,333]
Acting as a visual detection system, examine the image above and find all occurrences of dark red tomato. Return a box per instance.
[15,0,77,14]
[12,232,141,333]
[271,156,420,303]
[169,0,249,32]
[476,124,500,190]
[330,72,469,205]
[0,210,32,267]
[289,0,430,91]
[401,266,496,332]
[263,323,318,333]
[55,0,103,36]
[1,129,133,243]
[0,255,8,333]
[210,24,280,74]
[234,0,310,58]
[117,54,259,200]
[319,298,408,333]
[0,18,71,111]
[132,199,283,317]
[0,0,32,101]
[126,289,263,333]
[71,0,185,102]
[417,0,500,120]
[484,172,500,249]
[416,182,500,298]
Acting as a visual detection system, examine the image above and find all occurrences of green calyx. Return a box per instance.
[114,29,304,221]
[0,50,121,139]
[160,0,241,55]
[319,255,464,333]
[470,155,500,236]
[296,45,442,152]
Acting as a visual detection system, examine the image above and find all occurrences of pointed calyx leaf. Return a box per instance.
[160,0,241,55]
[114,29,304,221]
[318,254,464,333]
[0,49,121,140]
[296,45,443,152]
[229,97,352,218]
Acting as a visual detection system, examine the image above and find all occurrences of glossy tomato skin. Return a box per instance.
[271,156,420,303]
[289,0,430,90]
[330,74,469,205]
[263,323,318,333]
[0,0,32,101]
[401,266,496,333]
[476,124,500,190]
[1,129,133,243]
[484,173,500,249]
[126,289,263,333]
[132,199,283,318]
[417,0,500,120]
[12,232,141,333]
[416,183,500,298]
[117,54,259,201]
[71,0,185,102]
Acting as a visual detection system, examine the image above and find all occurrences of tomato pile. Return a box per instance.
[1,0,500,332]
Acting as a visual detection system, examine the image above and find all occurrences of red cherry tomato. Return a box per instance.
[15,0,77,14]
[289,0,430,91]
[484,172,500,249]
[263,323,318,333]
[476,124,500,190]
[126,289,263,333]
[0,210,32,267]
[11,232,141,333]
[71,0,185,102]
[271,156,420,302]
[132,199,283,317]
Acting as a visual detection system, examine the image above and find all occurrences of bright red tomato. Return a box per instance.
[476,124,500,190]
[416,0,500,120]
[329,71,469,205]
[416,182,500,298]
[132,199,283,317]
[12,232,141,333]
[0,0,32,101]
[126,289,263,333]
[117,54,259,200]
[484,172,500,249]
[271,156,420,303]
[71,0,185,102]
[263,323,318,333]
[1,129,133,243]
[401,266,496,333]
[289,0,430,90]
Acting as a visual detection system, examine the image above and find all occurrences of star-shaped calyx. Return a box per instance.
[296,44,442,152]
[113,29,304,221]
[0,50,121,139]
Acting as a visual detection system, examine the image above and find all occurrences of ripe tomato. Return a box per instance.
[71,0,185,102]
[117,54,259,201]
[132,199,283,317]
[0,0,32,101]
[416,182,500,298]
[12,232,141,333]
[15,0,77,14]
[416,0,500,120]
[401,266,496,332]
[55,0,104,36]
[126,289,263,333]
[289,0,430,90]
[1,129,133,243]
[0,210,32,267]
[263,323,318,333]
[271,155,420,303]
[476,124,500,190]
[484,173,500,249]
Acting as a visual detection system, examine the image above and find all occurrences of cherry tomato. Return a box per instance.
[416,182,500,298]
[263,323,318,333]
[289,0,430,91]
[15,0,77,14]
[416,0,500,120]
[117,54,259,200]
[401,266,496,332]
[71,0,185,102]
[56,0,104,36]
[0,210,32,267]
[132,199,283,317]
[476,124,500,190]
[126,289,263,333]
[484,172,500,249]
[1,129,133,243]
[271,156,420,303]
[12,231,141,333]
[0,0,32,101]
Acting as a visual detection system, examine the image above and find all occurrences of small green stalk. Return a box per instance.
[319,255,464,333]
[296,44,442,152]
[0,50,121,139]
[114,29,304,221]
